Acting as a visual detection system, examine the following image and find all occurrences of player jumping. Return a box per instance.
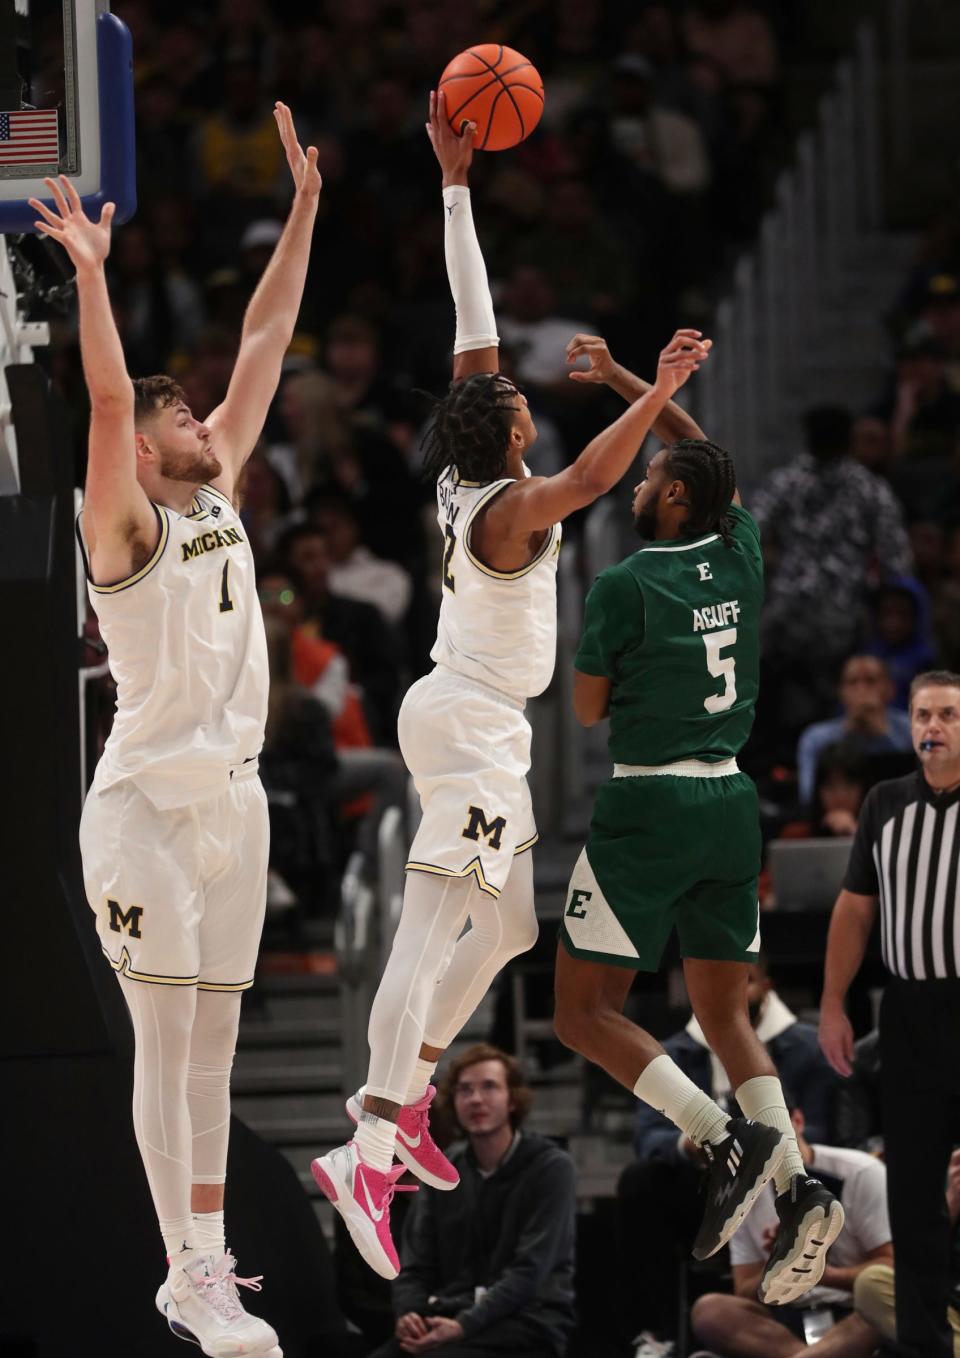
[552,334,844,1306]
[32,104,320,1356]
[311,91,713,1280]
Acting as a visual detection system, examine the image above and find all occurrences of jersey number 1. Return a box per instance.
[218,560,234,614]
[702,627,737,712]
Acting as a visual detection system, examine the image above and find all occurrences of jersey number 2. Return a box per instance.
[702,627,737,712]
[218,560,235,614]
[442,524,456,592]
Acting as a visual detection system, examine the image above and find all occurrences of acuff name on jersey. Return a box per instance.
[181,525,245,562]
[692,598,741,632]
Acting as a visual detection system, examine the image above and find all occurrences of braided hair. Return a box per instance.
[663,438,738,546]
[420,373,519,484]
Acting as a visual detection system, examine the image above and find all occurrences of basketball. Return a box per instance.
[438,44,544,152]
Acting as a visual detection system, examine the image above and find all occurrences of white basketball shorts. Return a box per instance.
[398,666,538,899]
[79,762,269,991]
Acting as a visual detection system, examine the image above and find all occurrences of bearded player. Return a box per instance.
[30,105,320,1356]
[311,91,713,1281]
[552,335,845,1306]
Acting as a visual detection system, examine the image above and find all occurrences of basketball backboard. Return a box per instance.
[0,0,135,233]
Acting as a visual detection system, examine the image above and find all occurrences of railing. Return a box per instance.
[695,24,884,489]
[0,238,50,494]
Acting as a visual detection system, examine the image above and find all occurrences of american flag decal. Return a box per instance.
[0,109,59,166]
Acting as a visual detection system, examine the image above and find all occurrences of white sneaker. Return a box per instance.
[155,1250,280,1356]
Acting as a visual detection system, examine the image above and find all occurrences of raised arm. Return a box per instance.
[29,176,155,582]
[426,89,499,381]
[205,103,321,498]
[566,332,707,443]
[484,329,711,536]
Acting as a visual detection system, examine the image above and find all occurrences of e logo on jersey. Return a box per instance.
[461,805,507,851]
[566,888,591,919]
[696,562,713,581]
[107,899,144,939]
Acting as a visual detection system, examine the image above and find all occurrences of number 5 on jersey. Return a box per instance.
[703,627,737,712]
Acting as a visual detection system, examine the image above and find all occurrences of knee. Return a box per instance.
[853,1263,895,1338]
[691,1293,738,1346]
[503,911,538,959]
[553,998,599,1056]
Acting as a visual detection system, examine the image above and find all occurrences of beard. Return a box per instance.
[633,506,658,540]
[159,445,222,484]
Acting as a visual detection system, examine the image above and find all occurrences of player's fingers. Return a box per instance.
[61,174,83,213]
[459,119,477,142]
[28,196,61,225]
[44,176,70,217]
[672,328,703,339]
[100,201,116,228]
[33,219,63,236]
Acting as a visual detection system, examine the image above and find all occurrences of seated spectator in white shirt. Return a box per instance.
[691,1103,892,1358]
[308,490,412,626]
[796,655,913,805]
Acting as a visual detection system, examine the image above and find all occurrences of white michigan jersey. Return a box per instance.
[77,483,268,809]
[430,467,561,701]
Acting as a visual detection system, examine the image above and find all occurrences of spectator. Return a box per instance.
[240,447,293,561]
[617,960,837,1348]
[795,656,913,806]
[259,613,338,911]
[308,490,412,626]
[367,1044,577,1358]
[608,53,712,197]
[910,519,948,596]
[752,405,913,734]
[935,524,960,669]
[691,1102,892,1358]
[497,265,591,393]
[850,415,893,474]
[682,0,779,90]
[278,523,402,742]
[865,578,938,710]
[887,338,960,464]
[780,742,870,842]
[192,57,285,203]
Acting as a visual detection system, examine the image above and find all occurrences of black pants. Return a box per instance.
[880,979,960,1357]
[367,1316,557,1358]
[616,1157,704,1338]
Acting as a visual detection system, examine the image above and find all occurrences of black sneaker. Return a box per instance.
[692,1117,789,1260]
[758,1174,845,1307]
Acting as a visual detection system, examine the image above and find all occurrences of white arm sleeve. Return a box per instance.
[442,185,499,355]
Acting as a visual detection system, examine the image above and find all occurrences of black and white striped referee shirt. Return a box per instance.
[844,771,960,980]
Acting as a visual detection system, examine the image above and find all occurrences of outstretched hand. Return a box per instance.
[274,101,322,199]
[426,89,476,187]
[28,176,114,272]
[652,329,712,399]
[566,333,617,384]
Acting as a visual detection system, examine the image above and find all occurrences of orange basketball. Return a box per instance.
[438,44,544,152]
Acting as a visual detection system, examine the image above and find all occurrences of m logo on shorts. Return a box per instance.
[107,899,144,939]
[461,805,507,851]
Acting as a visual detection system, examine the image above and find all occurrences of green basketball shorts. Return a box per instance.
[559,762,761,971]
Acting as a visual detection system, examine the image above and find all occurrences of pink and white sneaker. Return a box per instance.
[346,1086,460,1192]
[311,1141,417,1279]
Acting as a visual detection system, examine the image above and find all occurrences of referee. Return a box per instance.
[820,670,960,1358]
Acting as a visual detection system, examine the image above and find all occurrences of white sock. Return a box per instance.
[161,1215,197,1265]
[354,1111,398,1173]
[736,1075,805,1193]
[406,1057,437,1107]
[634,1054,729,1147]
[192,1209,225,1256]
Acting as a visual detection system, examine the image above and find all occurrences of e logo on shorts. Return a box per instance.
[107,899,144,939]
[461,805,507,851]
[566,888,591,919]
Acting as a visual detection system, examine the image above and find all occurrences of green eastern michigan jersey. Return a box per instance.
[575,504,763,765]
